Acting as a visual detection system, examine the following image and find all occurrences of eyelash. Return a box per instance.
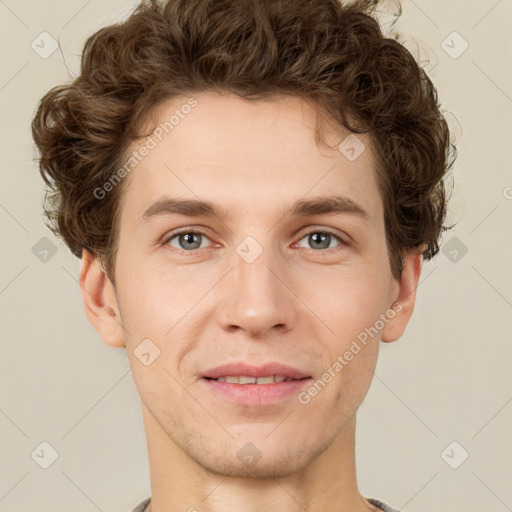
[162,227,348,254]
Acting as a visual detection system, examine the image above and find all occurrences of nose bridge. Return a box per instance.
[217,234,296,335]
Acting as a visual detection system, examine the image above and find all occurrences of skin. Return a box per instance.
[80,91,422,512]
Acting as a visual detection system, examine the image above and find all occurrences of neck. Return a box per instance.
[142,404,376,512]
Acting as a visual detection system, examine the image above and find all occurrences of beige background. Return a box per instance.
[1,1,511,511]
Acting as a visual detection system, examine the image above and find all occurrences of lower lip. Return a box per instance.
[201,377,312,406]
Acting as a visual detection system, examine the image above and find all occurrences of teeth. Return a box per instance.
[213,375,289,384]
[238,376,256,384]
[256,376,275,385]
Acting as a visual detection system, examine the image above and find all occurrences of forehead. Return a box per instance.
[118,91,382,226]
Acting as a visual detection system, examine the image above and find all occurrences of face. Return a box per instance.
[83,91,419,478]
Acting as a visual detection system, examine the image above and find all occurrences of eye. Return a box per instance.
[162,228,348,253]
[295,230,345,251]
[164,230,212,251]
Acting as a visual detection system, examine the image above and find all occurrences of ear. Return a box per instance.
[79,249,125,348]
[381,247,424,343]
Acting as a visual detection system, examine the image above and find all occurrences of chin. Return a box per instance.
[187,437,328,479]
[197,455,306,479]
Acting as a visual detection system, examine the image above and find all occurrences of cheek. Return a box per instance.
[118,265,209,382]
[304,267,389,339]
[118,260,198,331]
[301,268,388,399]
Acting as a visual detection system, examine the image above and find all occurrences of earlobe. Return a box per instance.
[381,248,424,343]
[79,249,125,348]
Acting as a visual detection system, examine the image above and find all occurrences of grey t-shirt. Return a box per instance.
[131,497,402,511]
[132,497,150,512]
[367,498,403,511]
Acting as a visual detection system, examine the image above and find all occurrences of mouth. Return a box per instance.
[201,361,311,381]
[203,375,308,384]
[200,362,312,406]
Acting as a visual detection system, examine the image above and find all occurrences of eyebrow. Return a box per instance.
[138,194,370,224]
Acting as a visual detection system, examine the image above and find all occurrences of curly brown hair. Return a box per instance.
[31,0,456,286]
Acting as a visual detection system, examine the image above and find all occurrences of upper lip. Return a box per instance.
[201,362,311,380]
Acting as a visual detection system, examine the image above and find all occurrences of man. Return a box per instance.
[31,0,456,510]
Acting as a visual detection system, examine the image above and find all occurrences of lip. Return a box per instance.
[200,362,312,406]
[201,362,311,380]
[201,377,312,406]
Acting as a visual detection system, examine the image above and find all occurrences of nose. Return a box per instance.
[216,241,298,337]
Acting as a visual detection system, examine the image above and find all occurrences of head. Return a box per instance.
[32,0,455,478]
